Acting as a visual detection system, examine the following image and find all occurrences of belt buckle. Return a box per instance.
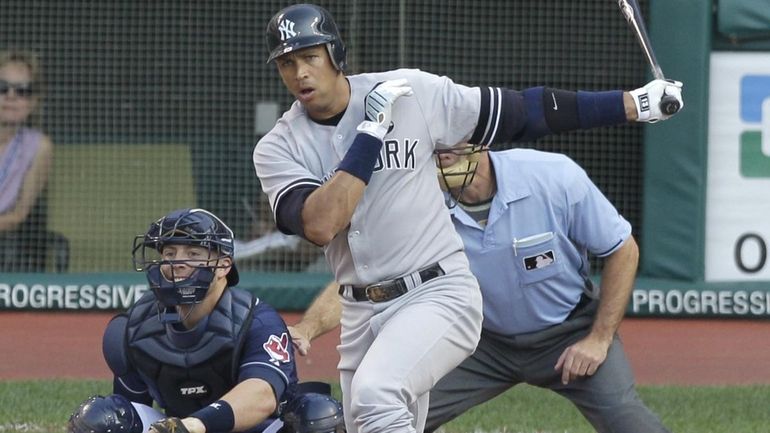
[365,281,392,302]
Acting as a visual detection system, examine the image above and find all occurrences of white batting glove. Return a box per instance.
[357,79,414,140]
[629,79,684,123]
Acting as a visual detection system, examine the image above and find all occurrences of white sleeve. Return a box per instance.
[253,128,322,219]
[409,70,482,150]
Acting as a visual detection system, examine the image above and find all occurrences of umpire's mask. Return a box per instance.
[435,143,486,206]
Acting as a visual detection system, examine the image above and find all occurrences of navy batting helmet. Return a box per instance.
[282,393,345,433]
[132,208,239,313]
[265,4,347,71]
[68,394,143,433]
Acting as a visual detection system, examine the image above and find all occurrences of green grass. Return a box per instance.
[439,384,770,433]
[1,380,769,433]
[0,380,111,433]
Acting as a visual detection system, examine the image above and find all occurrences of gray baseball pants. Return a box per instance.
[425,300,670,433]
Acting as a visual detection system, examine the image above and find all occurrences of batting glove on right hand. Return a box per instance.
[357,78,413,140]
[629,79,684,123]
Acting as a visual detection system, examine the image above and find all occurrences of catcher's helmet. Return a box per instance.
[266,3,347,71]
[282,393,345,433]
[68,394,143,433]
[132,208,239,316]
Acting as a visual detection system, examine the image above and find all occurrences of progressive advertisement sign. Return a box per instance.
[706,52,770,281]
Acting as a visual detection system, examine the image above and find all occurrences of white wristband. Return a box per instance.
[356,120,387,140]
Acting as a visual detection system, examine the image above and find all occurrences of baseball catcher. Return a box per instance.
[69,208,299,433]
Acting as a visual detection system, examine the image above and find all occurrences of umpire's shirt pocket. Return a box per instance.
[512,231,564,286]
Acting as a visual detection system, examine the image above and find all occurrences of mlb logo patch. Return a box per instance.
[524,251,555,270]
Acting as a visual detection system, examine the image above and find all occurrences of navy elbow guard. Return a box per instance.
[470,86,627,145]
[542,87,626,131]
[542,88,580,132]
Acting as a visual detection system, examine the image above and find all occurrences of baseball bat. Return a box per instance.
[617,0,680,115]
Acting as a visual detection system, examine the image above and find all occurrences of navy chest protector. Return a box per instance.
[125,288,255,417]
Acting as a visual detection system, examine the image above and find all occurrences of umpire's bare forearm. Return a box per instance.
[295,280,343,341]
[591,235,639,343]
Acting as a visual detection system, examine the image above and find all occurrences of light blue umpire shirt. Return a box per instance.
[448,149,632,335]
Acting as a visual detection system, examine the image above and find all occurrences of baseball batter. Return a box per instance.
[255,4,682,433]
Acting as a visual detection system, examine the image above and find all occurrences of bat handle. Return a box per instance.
[660,95,680,116]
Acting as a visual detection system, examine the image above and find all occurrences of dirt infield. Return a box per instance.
[1,311,769,385]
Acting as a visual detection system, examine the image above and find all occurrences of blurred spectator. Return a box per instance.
[0,49,54,271]
[234,196,329,273]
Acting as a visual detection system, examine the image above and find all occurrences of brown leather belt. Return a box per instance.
[338,263,445,303]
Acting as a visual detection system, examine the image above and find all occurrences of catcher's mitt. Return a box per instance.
[149,417,191,433]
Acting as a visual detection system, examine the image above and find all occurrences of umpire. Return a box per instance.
[425,144,671,433]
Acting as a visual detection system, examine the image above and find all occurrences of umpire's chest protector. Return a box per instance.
[125,289,255,417]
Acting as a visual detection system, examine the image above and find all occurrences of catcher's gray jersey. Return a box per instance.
[254,69,482,285]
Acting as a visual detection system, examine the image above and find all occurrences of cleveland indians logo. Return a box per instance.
[263,333,291,364]
[278,19,297,41]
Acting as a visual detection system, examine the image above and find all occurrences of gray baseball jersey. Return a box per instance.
[255,68,486,433]
[254,68,481,286]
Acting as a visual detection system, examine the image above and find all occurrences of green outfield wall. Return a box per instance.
[1,1,768,317]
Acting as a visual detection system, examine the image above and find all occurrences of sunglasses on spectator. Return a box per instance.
[0,80,36,98]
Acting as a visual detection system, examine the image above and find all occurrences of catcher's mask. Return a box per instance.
[132,208,238,322]
[282,392,345,433]
[435,143,487,206]
[68,394,142,433]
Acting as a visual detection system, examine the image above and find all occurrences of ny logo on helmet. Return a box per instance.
[278,19,297,41]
